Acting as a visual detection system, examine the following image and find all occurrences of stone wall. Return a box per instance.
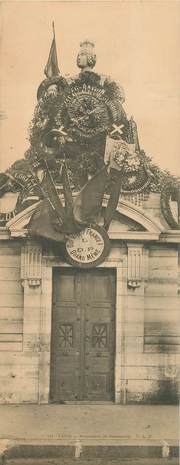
[0,240,39,403]
[0,241,23,351]
[125,244,180,404]
[0,238,179,404]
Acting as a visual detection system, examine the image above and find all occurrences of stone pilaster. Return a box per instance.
[125,243,146,399]
[21,241,42,287]
[21,241,42,399]
[127,243,144,288]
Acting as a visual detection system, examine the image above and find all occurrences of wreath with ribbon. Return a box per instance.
[30,71,128,149]
[161,182,180,229]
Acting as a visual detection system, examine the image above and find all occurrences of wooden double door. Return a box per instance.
[50,268,116,402]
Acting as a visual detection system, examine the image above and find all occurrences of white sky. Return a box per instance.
[0,0,180,175]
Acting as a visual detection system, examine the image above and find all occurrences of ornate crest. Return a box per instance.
[65,225,110,268]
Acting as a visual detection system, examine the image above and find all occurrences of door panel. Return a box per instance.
[50,270,81,401]
[50,268,116,402]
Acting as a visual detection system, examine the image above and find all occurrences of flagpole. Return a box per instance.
[44,20,60,78]
[52,21,55,38]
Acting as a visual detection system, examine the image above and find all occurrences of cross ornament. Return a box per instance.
[110,123,124,136]
[48,127,68,139]
[55,126,68,137]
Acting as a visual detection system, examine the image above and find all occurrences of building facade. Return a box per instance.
[0,40,179,404]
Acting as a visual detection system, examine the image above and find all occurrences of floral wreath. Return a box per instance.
[108,139,151,193]
[161,182,180,229]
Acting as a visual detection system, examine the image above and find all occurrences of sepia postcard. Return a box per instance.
[0,1,179,463]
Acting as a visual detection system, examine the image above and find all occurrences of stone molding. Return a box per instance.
[21,241,42,287]
[6,196,164,239]
[127,243,144,289]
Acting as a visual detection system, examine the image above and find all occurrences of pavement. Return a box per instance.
[0,404,179,464]
[3,460,180,465]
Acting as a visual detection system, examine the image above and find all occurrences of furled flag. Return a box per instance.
[60,163,81,234]
[73,166,109,226]
[28,160,81,239]
[103,168,125,231]
[28,199,65,242]
[44,22,60,78]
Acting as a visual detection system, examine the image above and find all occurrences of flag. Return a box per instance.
[28,199,65,242]
[42,160,65,225]
[73,166,109,226]
[60,163,81,234]
[44,23,60,78]
[103,136,129,230]
[29,161,81,237]
[103,168,125,231]
[62,163,73,217]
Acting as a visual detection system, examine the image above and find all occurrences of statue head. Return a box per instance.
[77,40,96,71]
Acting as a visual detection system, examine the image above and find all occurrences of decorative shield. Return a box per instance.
[65,224,110,268]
